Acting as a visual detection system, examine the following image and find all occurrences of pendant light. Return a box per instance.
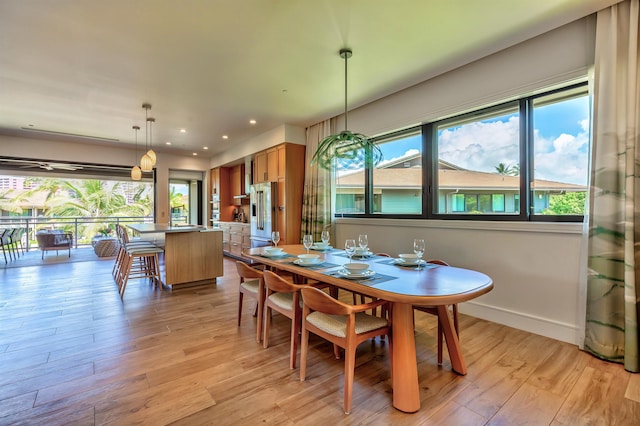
[131,125,142,181]
[140,103,155,172]
[311,48,382,170]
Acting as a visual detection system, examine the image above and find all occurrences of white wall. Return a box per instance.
[336,219,584,344]
[330,16,597,345]
[0,135,211,224]
[209,123,306,168]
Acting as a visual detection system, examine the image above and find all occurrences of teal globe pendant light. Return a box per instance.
[311,48,382,170]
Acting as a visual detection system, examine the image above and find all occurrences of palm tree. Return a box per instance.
[0,189,25,214]
[23,178,153,240]
[494,162,519,176]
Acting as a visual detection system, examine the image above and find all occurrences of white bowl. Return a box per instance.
[354,247,369,255]
[314,242,329,249]
[297,254,320,264]
[343,262,369,274]
[264,247,283,254]
[398,253,419,260]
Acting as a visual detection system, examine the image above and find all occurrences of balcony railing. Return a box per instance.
[0,215,154,251]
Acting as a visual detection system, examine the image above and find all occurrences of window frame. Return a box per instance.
[335,81,588,223]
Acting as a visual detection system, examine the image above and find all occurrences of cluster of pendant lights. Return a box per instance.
[131,103,157,181]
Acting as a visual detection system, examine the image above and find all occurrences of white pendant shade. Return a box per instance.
[147,148,156,165]
[140,153,153,172]
[131,165,142,180]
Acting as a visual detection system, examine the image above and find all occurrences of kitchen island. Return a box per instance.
[127,224,223,286]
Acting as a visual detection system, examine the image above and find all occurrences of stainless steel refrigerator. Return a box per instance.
[249,182,277,247]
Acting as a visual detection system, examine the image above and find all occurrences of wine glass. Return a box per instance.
[271,231,280,247]
[413,239,425,267]
[344,239,356,264]
[303,234,313,253]
[321,230,330,246]
[358,234,368,253]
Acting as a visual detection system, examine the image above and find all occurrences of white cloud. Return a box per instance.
[439,116,589,185]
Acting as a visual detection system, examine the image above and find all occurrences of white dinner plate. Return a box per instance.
[394,258,426,266]
[261,251,288,258]
[352,251,373,258]
[311,244,333,250]
[336,269,375,279]
[293,259,322,266]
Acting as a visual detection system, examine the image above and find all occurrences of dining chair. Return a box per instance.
[350,252,391,317]
[1,229,13,263]
[299,286,392,414]
[236,261,265,343]
[413,259,459,365]
[9,228,24,257]
[262,270,308,369]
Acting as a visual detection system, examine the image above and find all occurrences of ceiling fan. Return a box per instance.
[2,158,84,171]
[35,162,83,171]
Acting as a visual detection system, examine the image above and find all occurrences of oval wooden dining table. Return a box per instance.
[243,244,493,413]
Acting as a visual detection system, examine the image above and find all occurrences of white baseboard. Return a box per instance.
[459,301,579,345]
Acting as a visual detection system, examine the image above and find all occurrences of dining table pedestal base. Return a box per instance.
[391,302,421,413]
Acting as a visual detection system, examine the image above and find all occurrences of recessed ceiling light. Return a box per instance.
[249,119,256,125]
[192,152,198,156]
[203,146,209,150]
[180,128,186,133]
[222,135,228,140]
[165,141,172,145]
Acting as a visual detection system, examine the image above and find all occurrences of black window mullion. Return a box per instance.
[364,144,372,214]
[423,123,433,218]
[519,99,532,220]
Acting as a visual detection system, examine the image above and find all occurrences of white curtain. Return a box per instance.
[301,119,336,242]
[586,0,640,372]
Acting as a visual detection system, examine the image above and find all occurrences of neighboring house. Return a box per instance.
[335,153,586,214]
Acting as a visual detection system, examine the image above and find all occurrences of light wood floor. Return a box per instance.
[1,255,639,425]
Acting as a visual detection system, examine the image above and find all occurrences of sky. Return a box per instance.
[374,95,589,186]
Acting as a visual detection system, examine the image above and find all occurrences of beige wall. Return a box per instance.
[0,14,596,345]
[331,16,596,345]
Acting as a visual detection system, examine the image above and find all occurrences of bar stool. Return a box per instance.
[113,225,164,298]
[112,225,156,281]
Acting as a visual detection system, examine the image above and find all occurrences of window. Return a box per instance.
[434,103,521,216]
[531,85,589,217]
[373,129,422,215]
[336,82,589,222]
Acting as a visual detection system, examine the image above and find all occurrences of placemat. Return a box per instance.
[321,269,397,286]
[256,253,296,260]
[282,261,340,271]
[375,257,441,270]
[334,252,385,261]
[309,247,342,253]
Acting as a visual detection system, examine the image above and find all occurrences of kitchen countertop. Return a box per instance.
[128,223,221,234]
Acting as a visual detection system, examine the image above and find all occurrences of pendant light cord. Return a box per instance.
[344,49,348,131]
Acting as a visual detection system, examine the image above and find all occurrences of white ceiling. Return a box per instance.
[0,0,618,159]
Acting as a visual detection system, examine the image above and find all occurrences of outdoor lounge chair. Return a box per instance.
[35,230,73,259]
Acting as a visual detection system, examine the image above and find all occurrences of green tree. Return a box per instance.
[24,178,153,239]
[494,162,519,176]
[0,189,25,214]
[542,192,586,215]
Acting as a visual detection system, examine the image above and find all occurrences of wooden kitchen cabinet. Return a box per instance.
[230,164,245,196]
[266,147,278,182]
[209,167,233,223]
[249,143,306,244]
[226,222,250,258]
[253,147,278,183]
[253,151,267,183]
[251,143,305,245]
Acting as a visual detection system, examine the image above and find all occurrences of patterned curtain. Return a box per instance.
[586,0,639,373]
[301,119,335,242]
